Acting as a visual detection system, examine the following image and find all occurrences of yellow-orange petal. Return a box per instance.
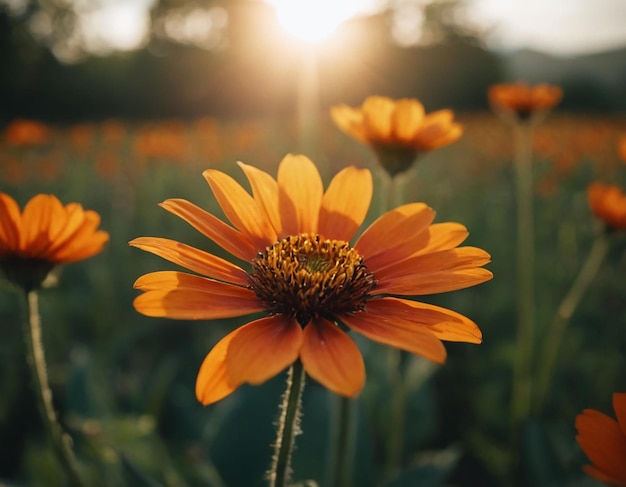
[330,105,368,143]
[160,199,256,261]
[375,247,493,295]
[360,297,482,344]
[277,154,323,235]
[203,169,276,250]
[318,166,372,242]
[51,210,109,263]
[0,193,22,252]
[238,161,282,236]
[226,315,303,385]
[19,194,62,255]
[392,99,425,143]
[576,408,626,485]
[300,317,365,397]
[133,271,262,319]
[355,202,434,263]
[129,237,249,286]
[340,307,447,364]
[196,329,242,405]
[417,222,469,254]
[362,96,395,142]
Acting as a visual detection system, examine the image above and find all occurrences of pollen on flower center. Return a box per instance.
[248,233,377,326]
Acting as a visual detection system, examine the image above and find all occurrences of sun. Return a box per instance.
[267,0,365,42]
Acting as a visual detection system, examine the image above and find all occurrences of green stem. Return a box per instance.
[384,348,406,479]
[269,360,306,487]
[22,290,86,487]
[331,396,356,487]
[510,122,535,433]
[533,229,609,413]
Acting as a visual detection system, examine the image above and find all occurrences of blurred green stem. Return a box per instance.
[22,290,86,487]
[269,360,305,487]
[384,347,406,479]
[533,228,609,413]
[331,396,356,487]
[510,122,535,435]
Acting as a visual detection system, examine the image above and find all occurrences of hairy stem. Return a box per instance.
[269,360,306,487]
[23,290,86,487]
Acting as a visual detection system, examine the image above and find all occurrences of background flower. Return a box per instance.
[576,393,626,486]
[331,96,463,176]
[0,193,109,290]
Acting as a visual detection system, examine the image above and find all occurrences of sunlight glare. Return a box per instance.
[268,0,365,42]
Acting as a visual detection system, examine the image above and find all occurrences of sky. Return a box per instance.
[13,0,626,58]
[468,0,626,56]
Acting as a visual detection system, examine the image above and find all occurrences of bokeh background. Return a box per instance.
[1,1,626,486]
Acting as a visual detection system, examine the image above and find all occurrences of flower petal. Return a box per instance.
[300,317,365,397]
[160,198,256,261]
[330,105,368,143]
[225,315,302,385]
[392,99,425,143]
[576,408,626,484]
[129,237,249,286]
[133,271,262,319]
[340,307,447,364]
[614,393,626,437]
[19,194,63,256]
[238,161,282,235]
[375,247,493,295]
[355,202,434,263]
[362,96,395,141]
[318,166,372,242]
[416,223,469,254]
[277,154,323,235]
[196,329,242,405]
[203,169,276,249]
[360,297,482,343]
[0,193,22,252]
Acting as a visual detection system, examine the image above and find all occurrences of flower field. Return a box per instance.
[0,109,625,487]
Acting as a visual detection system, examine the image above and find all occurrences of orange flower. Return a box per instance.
[588,182,626,230]
[0,193,109,290]
[131,155,492,405]
[576,393,626,486]
[331,96,463,177]
[4,119,51,146]
[488,82,562,121]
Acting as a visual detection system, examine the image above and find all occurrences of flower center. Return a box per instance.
[249,233,377,326]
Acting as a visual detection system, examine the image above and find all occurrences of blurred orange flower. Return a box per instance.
[131,154,492,405]
[4,119,51,146]
[588,182,626,230]
[488,82,562,122]
[331,96,463,177]
[576,393,626,486]
[0,193,109,290]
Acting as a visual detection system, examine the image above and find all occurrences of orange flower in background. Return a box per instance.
[331,96,463,177]
[131,154,492,405]
[0,193,109,290]
[4,119,51,146]
[488,82,562,121]
[576,393,626,486]
[588,182,626,231]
